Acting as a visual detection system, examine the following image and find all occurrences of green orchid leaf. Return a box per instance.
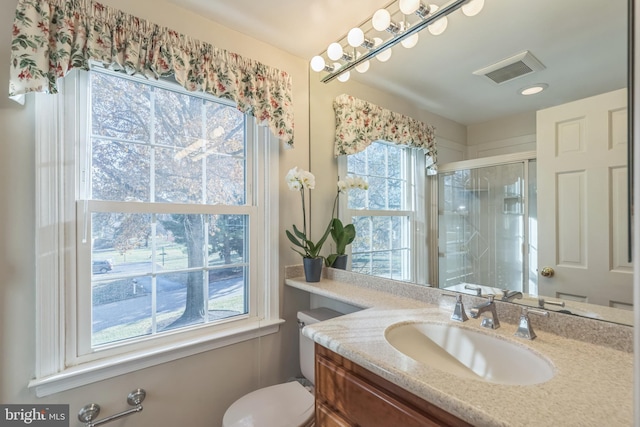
[286,230,304,248]
[290,247,306,257]
[330,218,357,254]
[325,253,338,266]
[292,224,306,240]
[343,223,356,244]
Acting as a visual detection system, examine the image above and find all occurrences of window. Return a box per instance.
[339,141,426,283]
[32,68,280,396]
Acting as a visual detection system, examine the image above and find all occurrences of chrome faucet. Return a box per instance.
[514,307,549,340]
[501,289,523,302]
[469,295,500,329]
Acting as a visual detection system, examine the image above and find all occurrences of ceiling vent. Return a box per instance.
[473,51,546,85]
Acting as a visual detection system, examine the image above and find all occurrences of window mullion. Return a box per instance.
[151,216,158,334]
[385,145,390,209]
[201,99,207,205]
[150,87,157,203]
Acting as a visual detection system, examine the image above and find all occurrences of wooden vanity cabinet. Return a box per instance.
[314,344,472,427]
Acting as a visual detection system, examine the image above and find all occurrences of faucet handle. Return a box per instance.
[501,289,523,301]
[514,307,549,340]
[464,284,482,296]
[442,293,469,322]
[451,294,469,322]
[538,297,565,309]
[480,295,499,329]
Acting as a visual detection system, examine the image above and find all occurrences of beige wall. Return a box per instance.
[466,111,537,159]
[0,0,311,425]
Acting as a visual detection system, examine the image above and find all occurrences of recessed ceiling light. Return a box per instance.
[520,83,548,96]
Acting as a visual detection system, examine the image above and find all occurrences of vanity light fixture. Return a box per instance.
[312,0,484,83]
[520,83,548,95]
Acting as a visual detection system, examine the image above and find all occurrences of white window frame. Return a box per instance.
[337,141,427,284]
[31,69,281,397]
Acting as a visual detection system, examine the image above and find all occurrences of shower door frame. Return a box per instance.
[430,151,537,293]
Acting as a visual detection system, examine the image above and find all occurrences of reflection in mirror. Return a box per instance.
[308,0,632,325]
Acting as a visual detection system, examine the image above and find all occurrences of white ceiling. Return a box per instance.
[167,0,628,125]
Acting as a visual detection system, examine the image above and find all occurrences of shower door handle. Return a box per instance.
[540,267,554,277]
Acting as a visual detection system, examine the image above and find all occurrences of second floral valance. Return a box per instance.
[333,94,436,166]
[9,0,294,146]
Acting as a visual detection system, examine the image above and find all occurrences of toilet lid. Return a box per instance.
[222,381,314,427]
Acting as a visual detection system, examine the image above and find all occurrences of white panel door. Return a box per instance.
[537,89,632,307]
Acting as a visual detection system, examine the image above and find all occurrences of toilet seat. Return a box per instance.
[222,381,315,427]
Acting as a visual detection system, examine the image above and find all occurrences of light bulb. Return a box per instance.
[399,0,420,15]
[428,5,448,36]
[372,9,391,31]
[354,52,370,73]
[520,83,548,95]
[355,60,370,73]
[327,42,344,61]
[377,50,392,62]
[401,32,419,49]
[310,56,326,72]
[373,37,392,62]
[331,62,350,82]
[337,70,351,82]
[462,0,485,16]
[347,27,365,47]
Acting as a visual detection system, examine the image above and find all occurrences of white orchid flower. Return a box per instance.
[286,167,316,191]
[300,170,316,190]
[338,176,369,193]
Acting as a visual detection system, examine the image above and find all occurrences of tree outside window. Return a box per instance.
[88,70,251,347]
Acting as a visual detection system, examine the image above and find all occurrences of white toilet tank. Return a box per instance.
[297,308,342,383]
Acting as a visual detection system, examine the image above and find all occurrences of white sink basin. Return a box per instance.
[385,322,555,385]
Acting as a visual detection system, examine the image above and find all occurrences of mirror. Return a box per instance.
[309,0,632,325]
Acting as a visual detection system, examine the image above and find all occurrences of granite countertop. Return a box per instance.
[286,273,633,427]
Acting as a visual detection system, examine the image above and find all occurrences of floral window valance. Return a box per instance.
[9,0,295,146]
[333,94,437,172]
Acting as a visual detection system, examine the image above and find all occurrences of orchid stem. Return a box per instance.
[301,187,307,253]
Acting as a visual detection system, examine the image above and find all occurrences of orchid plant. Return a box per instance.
[325,176,369,267]
[285,167,331,259]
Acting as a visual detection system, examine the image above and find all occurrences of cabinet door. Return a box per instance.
[315,345,472,427]
[316,402,352,427]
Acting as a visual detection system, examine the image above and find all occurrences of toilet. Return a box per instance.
[222,307,342,427]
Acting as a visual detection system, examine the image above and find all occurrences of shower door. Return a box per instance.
[437,157,535,294]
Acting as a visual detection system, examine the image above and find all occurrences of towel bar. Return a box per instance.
[78,389,146,427]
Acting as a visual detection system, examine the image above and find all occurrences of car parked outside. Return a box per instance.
[93,259,113,274]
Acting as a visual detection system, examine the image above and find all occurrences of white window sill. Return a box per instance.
[29,318,284,397]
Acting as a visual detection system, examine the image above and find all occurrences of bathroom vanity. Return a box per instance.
[286,267,634,427]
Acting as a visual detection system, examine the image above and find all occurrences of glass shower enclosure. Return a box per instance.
[436,154,537,295]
